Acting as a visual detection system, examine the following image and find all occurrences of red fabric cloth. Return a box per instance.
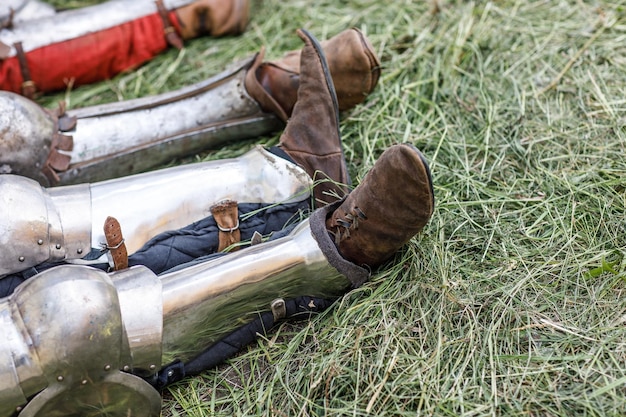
[0,11,182,94]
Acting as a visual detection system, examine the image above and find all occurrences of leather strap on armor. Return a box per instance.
[13,41,35,98]
[41,133,72,183]
[210,199,240,252]
[41,102,75,184]
[155,0,183,49]
[104,216,129,271]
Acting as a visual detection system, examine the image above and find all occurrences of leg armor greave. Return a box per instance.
[0,146,312,278]
[0,28,379,186]
[0,55,282,186]
[0,208,368,417]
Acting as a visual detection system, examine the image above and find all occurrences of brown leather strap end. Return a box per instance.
[210,200,241,252]
[40,104,76,185]
[14,42,37,99]
[165,27,183,49]
[104,216,129,271]
[41,133,74,185]
[155,0,184,49]
[21,80,36,99]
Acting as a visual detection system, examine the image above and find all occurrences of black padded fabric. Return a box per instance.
[0,275,28,298]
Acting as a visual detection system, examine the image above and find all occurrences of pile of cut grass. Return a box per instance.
[41,0,626,415]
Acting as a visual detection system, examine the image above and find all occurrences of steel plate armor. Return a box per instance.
[0,91,56,183]
[0,212,368,417]
[0,54,282,186]
[0,146,312,278]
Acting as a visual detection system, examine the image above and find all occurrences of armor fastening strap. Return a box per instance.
[40,133,73,184]
[155,0,183,49]
[104,216,129,270]
[41,103,75,184]
[13,41,36,98]
[210,200,241,252]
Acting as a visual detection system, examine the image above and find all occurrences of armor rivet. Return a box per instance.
[18,256,25,262]
[37,239,44,245]
[81,379,88,385]
[123,365,130,372]
[57,375,64,382]
[149,364,156,370]
[77,248,83,254]
[55,243,62,250]
[16,407,22,412]
[167,370,174,377]
[104,364,111,371]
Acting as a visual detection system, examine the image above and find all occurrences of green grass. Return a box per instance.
[41,0,626,415]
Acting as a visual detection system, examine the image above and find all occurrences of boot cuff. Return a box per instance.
[310,201,370,287]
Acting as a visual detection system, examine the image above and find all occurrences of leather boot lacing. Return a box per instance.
[329,206,367,245]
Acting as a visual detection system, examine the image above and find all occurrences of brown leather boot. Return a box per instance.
[325,144,434,269]
[175,0,249,40]
[275,29,350,207]
[245,28,381,122]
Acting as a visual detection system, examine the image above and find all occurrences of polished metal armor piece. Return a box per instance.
[0,90,57,184]
[0,175,91,277]
[0,264,163,417]
[0,54,283,186]
[0,217,353,416]
[0,0,196,57]
[88,146,311,254]
[160,218,351,363]
[59,56,281,185]
[0,146,312,277]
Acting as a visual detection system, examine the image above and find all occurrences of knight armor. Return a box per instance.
[1,0,198,57]
[0,146,312,278]
[0,209,367,417]
[0,29,435,417]
[0,140,435,417]
[0,54,282,185]
[0,28,380,186]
